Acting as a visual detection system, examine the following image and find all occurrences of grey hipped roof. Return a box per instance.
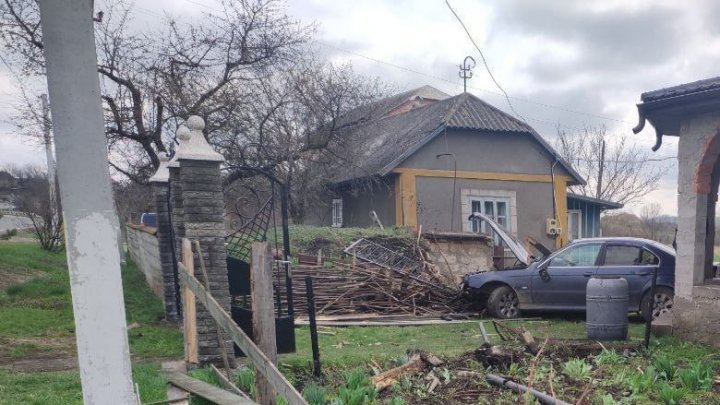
[331,87,585,185]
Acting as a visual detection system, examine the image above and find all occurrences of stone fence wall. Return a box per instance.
[422,232,493,284]
[125,224,163,298]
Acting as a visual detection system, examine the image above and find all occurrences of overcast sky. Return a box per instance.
[2,0,719,215]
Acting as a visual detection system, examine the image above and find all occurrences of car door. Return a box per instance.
[531,242,602,309]
[596,243,658,309]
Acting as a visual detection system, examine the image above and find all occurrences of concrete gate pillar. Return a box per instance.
[149,152,181,322]
[173,116,235,366]
[635,79,720,347]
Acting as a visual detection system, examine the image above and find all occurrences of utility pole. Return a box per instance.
[38,1,136,404]
[41,94,60,219]
[596,140,606,199]
[458,56,476,93]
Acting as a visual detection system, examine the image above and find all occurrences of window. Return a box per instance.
[603,245,641,266]
[640,249,659,265]
[470,197,510,234]
[331,199,343,228]
[549,243,601,267]
[567,210,582,241]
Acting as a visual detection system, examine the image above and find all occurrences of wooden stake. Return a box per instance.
[181,239,198,364]
[252,242,278,405]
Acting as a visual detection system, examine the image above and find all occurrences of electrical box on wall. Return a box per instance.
[546,218,562,236]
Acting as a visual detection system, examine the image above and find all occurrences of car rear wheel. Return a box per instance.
[641,286,673,321]
[487,286,520,319]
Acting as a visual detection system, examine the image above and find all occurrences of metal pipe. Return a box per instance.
[281,184,294,317]
[305,276,322,378]
[486,374,571,405]
[644,267,658,348]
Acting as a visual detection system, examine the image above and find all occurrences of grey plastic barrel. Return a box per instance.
[586,277,629,340]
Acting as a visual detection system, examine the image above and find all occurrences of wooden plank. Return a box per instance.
[294,319,480,327]
[177,261,308,405]
[251,242,279,405]
[210,364,252,400]
[163,371,255,405]
[161,361,189,405]
[181,239,198,364]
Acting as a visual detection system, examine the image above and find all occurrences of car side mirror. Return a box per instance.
[539,267,550,281]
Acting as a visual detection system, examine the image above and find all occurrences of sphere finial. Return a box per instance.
[187,115,205,132]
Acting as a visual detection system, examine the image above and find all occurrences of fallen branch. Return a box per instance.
[486,374,572,405]
[370,354,424,391]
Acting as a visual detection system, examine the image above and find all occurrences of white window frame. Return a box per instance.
[331,198,343,228]
[469,197,511,234]
[567,209,582,241]
[461,189,518,235]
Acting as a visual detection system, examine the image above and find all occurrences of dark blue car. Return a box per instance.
[463,214,675,320]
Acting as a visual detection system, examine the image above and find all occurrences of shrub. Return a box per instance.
[562,358,593,381]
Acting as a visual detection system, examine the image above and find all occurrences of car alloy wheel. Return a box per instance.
[652,291,673,319]
[498,291,519,318]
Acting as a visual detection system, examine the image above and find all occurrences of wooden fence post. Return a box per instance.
[182,238,198,363]
[252,242,278,405]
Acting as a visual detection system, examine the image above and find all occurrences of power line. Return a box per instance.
[168,0,632,126]
[444,0,526,123]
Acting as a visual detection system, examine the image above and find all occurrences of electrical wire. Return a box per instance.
[444,0,526,123]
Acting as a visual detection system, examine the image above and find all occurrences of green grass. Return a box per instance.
[268,225,414,258]
[0,242,182,404]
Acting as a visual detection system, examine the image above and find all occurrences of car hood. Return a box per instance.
[468,212,531,266]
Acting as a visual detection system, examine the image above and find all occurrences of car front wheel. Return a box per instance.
[641,286,673,321]
[487,286,521,319]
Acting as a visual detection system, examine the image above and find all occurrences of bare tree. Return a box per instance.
[555,126,668,205]
[8,166,63,251]
[1,0,313,182]
[640,202,663,241]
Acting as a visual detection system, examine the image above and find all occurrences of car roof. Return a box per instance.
[568,237,675,255]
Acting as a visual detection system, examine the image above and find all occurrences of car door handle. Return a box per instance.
[583,272,593,277]
[637,271,651,276]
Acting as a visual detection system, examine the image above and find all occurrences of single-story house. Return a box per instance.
[312,86,619,248]
[566,193,623,240]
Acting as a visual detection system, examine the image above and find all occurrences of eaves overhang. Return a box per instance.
[633,79,720,151]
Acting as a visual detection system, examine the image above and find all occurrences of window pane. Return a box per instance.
[550,244,601,267]
[484,201,494,218]
[604,245,641,266]
[640,249,659,265]
[471,201,481,214]
[497,202,507,217]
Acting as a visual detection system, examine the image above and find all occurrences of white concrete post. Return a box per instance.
[38,1,136,403]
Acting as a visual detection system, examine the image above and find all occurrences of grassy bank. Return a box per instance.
[0,242,182,404]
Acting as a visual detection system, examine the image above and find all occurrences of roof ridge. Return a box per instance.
[440,92,470,124]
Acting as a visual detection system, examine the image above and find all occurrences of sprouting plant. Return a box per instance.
[236,368,256,397]
[597,393,617,405]
[653,355,676,380]
[507,362,523,378]
[562,358,593,381]
[629,366,657,395]
[595,349,623,366]
[611,369,630,386]
[387,397,407,405]
[677,360,713,391]
[337,369,377,405]
[276,395,289,405]
[302,383,327,405]
[393,354,410,367]
[440,368,452,383]
[658,382,685,405]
